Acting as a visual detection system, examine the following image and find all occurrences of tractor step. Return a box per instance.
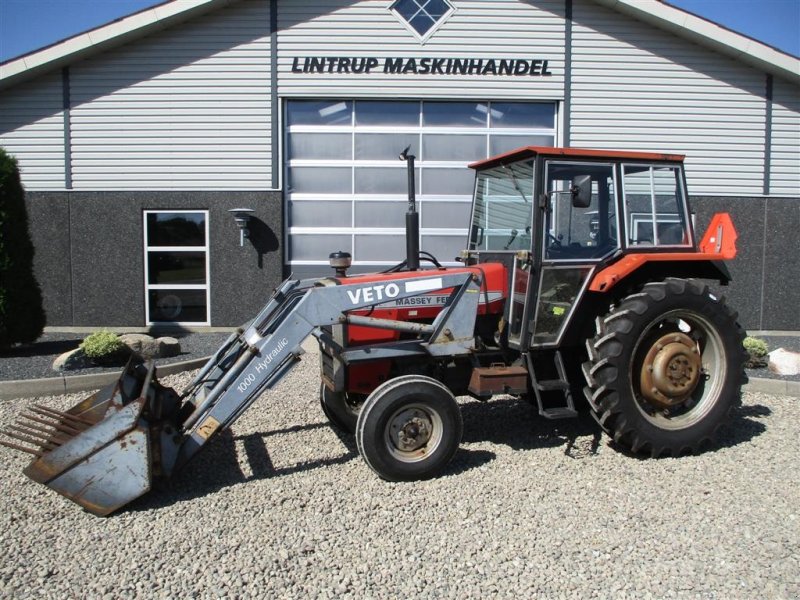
[526,351,577,420]
[536,379,569,392]
[539,407,578,420]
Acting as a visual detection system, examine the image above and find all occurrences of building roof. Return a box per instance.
[597,0,799,83]
[0,0,240,89]
[1,0,798,90]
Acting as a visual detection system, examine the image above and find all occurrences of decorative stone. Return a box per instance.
[119,333,182,359]
[156,337,181,358]
[119,333,161,359]
[768,348,800,376]
[52,348,92,371]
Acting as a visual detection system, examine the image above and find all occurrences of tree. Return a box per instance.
[0,147,45,347]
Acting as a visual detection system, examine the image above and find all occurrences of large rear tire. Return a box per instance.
[356,375,462,481]
[583,278,746,457]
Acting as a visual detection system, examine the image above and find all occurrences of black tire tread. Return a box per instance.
[582,278,747,457]
[355,375,462,481]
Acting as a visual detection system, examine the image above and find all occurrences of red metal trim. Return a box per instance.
[589,213,738,292]
[469,146,686,170]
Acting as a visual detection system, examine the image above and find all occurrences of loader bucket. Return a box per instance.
[1,361,174,516]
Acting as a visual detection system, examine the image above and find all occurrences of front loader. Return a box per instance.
[1,146,746,515]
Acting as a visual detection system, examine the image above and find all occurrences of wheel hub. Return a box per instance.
[640,332,702,408]
[389,409,433,453]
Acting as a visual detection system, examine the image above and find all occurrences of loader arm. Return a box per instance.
[171,270,481,472]
[2,270,481,516]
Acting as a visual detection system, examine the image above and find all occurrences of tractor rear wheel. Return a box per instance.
[356,375,462,481]
[319,383,363,433]
[583,278,746,457]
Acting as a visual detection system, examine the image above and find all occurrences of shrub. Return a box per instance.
[743,336,768,369]
[80,330,124,358]
[0,147,46,348]
[743,337,768,357]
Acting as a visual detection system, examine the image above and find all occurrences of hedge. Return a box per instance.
[0,147,45,347]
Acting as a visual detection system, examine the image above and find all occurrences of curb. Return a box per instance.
[0,356,210,401]
[744,376,800,398]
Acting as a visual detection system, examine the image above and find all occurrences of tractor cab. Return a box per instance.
[467,147,694,258]
[465,147,697,349]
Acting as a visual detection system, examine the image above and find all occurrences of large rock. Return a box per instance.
[119,333,161,359]
[52,348,92,371]
[119,333,181,359]
[156,336,181,358]
[768,348,800,376]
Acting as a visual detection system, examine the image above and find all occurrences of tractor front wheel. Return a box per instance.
[583,278,746,457]
[356,375,462,481]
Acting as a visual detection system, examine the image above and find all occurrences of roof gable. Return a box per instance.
[593,0,799,83]
[0,0,240,89]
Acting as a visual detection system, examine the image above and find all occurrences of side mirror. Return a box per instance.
[570,174,592,208]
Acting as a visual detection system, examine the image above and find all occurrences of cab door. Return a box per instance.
[529,160,620,347]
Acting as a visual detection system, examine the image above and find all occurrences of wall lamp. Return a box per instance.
[228,208,255,246]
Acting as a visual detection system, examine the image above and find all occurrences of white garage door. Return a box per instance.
[285,100,556,277]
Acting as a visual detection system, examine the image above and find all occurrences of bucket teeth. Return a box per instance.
[8,424,64,446]
[21,412,83,436]
[10,419,70,442]
[0,439,42,457]
[0,429,59,452]
[0,402,97,459]
[31,404,95,428]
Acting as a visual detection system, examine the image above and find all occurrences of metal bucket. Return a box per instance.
[1,361,177,516]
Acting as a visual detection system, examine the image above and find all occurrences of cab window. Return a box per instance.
[470,160,534,252]
[544,162,618,261]
[622,164,690,246]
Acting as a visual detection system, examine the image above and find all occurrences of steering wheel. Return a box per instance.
[547,232,562,247]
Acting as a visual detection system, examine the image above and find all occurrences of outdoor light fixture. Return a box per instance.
[228,208,255,246]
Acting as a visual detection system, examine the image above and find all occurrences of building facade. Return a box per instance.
[1,0,798,329]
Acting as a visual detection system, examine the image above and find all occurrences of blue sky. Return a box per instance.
[0,0,798,63]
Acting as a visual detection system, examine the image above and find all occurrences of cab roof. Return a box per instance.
[469,147,686,170]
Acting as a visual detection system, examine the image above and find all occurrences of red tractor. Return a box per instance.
[2,146,745,515]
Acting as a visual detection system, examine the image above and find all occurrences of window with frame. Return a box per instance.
[285,99,557,275]
[544,162,618,261]
[470,160,534,252]
[622,164,690,247]
[144,211,210,324]
[390,0,455,41]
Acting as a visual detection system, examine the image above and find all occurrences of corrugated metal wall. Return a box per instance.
[569,0,769,196]
[0,72,65,189]
[43,0,271,191]
[277,0,566,99]
[770,78,800,196]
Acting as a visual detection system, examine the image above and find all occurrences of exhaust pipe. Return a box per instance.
[400,146,420,271]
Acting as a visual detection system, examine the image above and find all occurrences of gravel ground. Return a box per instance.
[0,350,798,599]
[0,332,232,381]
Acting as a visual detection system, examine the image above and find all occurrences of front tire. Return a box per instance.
[356,375,462,481]
[583,278,746,457]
